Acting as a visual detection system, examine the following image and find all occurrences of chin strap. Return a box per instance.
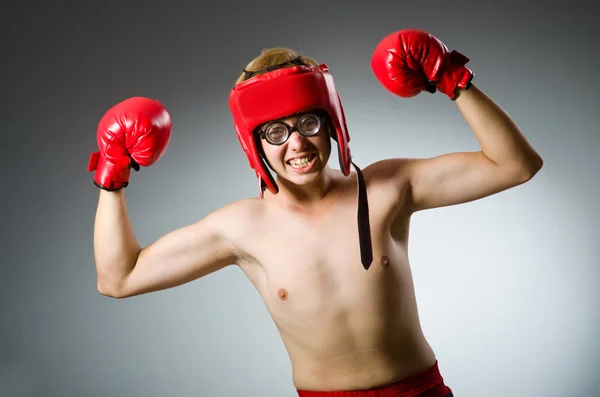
[351,162,373,270]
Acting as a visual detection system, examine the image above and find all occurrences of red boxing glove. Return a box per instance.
[371,29,473,100]
[87,97,172,191]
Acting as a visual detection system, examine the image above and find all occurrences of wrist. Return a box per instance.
[435,50,473,100]
[93,153,131,191]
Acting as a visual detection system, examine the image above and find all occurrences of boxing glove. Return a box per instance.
[371,29,473,100]
[87,97,172,191]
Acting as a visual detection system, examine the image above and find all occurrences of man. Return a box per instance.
[89,29,543,396]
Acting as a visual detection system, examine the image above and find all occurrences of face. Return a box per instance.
[257,111,332,187]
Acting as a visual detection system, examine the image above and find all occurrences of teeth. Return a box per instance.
[289,155,313,168]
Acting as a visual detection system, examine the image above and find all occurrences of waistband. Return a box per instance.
[296,360,452,397]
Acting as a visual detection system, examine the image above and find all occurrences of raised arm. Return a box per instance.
[95,190,238,299]
[88,97,238,298]
[406,84,542,211]
[369,28,543,213]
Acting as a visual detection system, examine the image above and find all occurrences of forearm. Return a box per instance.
[94,189,141,295]
[454,84,543,175]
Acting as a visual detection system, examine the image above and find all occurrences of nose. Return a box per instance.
[287,130,308,151]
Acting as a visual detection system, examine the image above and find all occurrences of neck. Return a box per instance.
[269,167,336,205]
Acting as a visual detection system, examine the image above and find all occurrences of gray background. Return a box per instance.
[1,0,598,396]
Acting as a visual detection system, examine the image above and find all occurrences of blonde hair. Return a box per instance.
[235,47,319,85]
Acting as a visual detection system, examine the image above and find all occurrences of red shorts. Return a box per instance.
[296,360,453,397]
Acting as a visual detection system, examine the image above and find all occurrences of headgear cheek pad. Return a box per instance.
[228,64,352,196]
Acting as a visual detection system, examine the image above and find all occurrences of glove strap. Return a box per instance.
[437,50,474,100]
[89,151,133,191]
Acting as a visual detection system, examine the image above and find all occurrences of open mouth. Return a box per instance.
[287,154,316,170]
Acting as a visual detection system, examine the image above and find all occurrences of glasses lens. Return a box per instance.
[265,123,289,144]
[298,114,321,136]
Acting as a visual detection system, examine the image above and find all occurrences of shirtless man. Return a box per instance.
[89,29,543,396]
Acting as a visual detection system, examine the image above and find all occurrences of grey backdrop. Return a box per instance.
[2,1,598,396]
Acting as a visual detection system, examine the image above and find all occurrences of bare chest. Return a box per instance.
[236,197,413,318]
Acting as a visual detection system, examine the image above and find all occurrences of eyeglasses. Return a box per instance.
[257,113,322,145]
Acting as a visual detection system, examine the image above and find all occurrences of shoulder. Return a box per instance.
[358,158,421,216]
[205,197,266,238]
[193,197,265,262]
[362,158,416,191]
[209,197,265,224]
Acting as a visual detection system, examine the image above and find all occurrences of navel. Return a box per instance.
[380,256,391,268]
[278,288,288,301]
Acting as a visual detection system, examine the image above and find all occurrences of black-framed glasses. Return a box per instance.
[257,113,323,145]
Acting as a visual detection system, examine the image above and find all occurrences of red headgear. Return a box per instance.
[228,63,352,196]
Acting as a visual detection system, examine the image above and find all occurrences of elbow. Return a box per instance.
[97,280,129,299]
[526,153,544,178]
[516,153,544,183]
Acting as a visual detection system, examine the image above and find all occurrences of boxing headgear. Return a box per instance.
[228,62,352,196]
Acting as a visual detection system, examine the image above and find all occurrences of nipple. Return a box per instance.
[380,256,391,268]
[278,288,288,301]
